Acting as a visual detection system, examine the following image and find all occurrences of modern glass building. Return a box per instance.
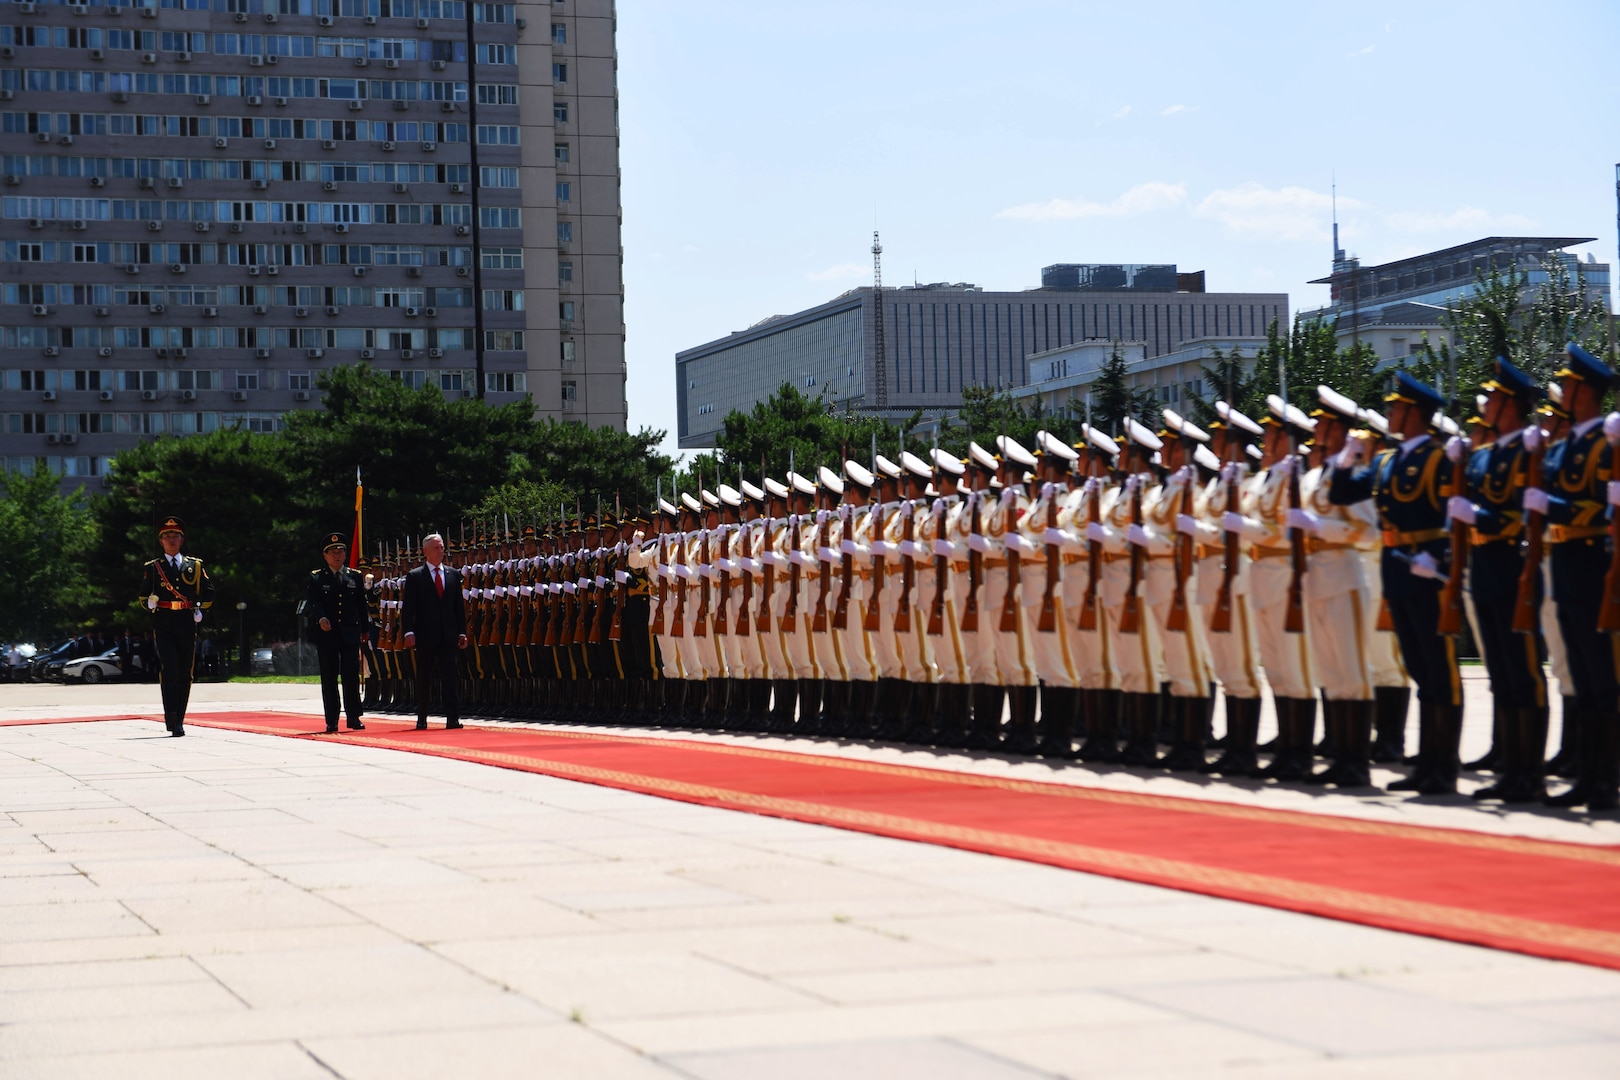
[676,276,1288,449]
[0,0,625,484]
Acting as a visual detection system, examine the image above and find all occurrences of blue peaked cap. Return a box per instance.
[1385,370,1446,417]
[1483,356,1541,402]
[1558,342,1614,389]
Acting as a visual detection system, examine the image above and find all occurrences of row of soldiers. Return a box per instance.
[350,341,1620,812]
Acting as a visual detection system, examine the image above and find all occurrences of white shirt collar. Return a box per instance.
[1399,433,1431,455]
[1574,414,1604,439]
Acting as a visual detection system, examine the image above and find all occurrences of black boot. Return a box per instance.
[1120,693,1161,767]
[1004,685,1038,755]
[1161,695,1209,771]
[967,685,1002,750]
[1465,700,1508,773]
[849,680,878,736]
[1547,696,1581,779]
[1306,700,1343,785]
[1371,685,1410,763]
[1078,689,1123,763]
[1036,685,1076,758]
[1416,702,1463,796]
[1325,700,1373,788]
[1388,701,1435,792]
[1472,701,1523,800]
[935,684,971,748]
[1545,707,1593,808]
[1498,706,1549,803]
[768,679,797,733]
[880,678,914,742]
[1203,696,1260,776]
[794,678,821,736]
[1254,699,1310,781]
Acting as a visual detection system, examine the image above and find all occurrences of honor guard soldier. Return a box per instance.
[1446,357,1547,802]
[757,478,798,732]
[1072,426,1124,762]
[926,447,974,746]
[1349,407,1415,764]
[1295,387,1380,786]
[306,531,369,734]
[141,515,216,737]
[1025,431,1082,757]
[988,437,1040,752]
[1331,371,1463,795]
[955,443,1005,748]
[835,459,880,735]
[1523,343,1620,811]
[1533,389,1582,780]
[866,456,911,739]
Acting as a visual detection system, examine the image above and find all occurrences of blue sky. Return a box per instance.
[617,0,1620,454]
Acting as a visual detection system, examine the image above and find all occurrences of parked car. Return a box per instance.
[59,648,124,684]
[28,639,78,681]
[2,642,38,681]
[252,647,275,675]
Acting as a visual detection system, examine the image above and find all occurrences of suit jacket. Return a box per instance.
[401,562,466,648]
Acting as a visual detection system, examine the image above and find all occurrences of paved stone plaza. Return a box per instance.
[3,682,1619,1079]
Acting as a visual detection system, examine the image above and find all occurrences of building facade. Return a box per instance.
[676,275,1288,449]
[1008,335,1267,419]
[0,0,624,484]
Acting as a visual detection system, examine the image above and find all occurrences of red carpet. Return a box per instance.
[21,711,1620,971]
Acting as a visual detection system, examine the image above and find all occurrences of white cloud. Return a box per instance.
[1194,182,1351,242]
[1348,44,1375,57]
[1160,104,1189,117]
[805,261,869,283]
[995,181,1187,222]
[1111,105,1131,120]
[1384,206,1535,234]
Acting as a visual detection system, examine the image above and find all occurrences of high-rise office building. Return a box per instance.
[1,0,624,485]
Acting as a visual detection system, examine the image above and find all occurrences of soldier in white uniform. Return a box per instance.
[1098,419,1169,766]
[1355,407,1414,764]
[753,477,797,733]
[1024,431,1082,756]
[1225,397,1319,780]
[1293,386,1382,786]
[893,452,941,741]
[712,485,751,728]
[780,472,824,734]
[1072,427,1124,762]
[1188,405,1266,775]
[811,467,849,733]
[865,456,911,738]
[926,448,974,746]
[1146,410,1218,770]
[985,436,1040,753]
[835,460,880,736]
[955,443,1004,748]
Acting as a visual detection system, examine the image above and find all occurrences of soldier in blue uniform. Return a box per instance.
[305,531,370,734]
[140,515,216,737]
[1330,372,1463,795]
[1523,343,1620,812]
[1446,358,1547,802]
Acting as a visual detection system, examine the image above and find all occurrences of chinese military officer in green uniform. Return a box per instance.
[141,514,216,737]
[306,531,370,734]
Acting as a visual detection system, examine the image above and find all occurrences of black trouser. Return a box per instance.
[317,639,362,727]
[414,641,461,723]
[1471,542,1547,709]
[1552,540,1618,714]
[1381,545,1460,706]
[153,612,196,728]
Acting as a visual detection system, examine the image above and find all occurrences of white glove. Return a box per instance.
[816,546,836,562]
[146,594,158,611]
[1606,412,1620,445]
[1333,444,1363,470]
[1124,475,1142,494]
[1222,511,1249,535]
[1086,521,1108,543]
[1523,488,1550,515]
[1127,524,1151,548]
[1286,508,1322,534]
[1271,455,1295,477]
[1175,514,1200,537]
[1040,481,1056,501]
[1221,462,1244,484]
[1608,481,1620,508]
[1005,533,1036,554]
[614,570,629,584]
[815,509,830,525]
[999,486,1018,508]
[966,533,990,553]
[1043,527,1068,546]
[1410,552,1441,580]
[193,609,203,624]
[1447,496,1478,524]
[1523,425,1544,453]
[1444,435,1468,463]
[932,539,956,557]
[837,503,851,521]
[1083,477,1102,497]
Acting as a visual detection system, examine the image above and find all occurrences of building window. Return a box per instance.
[554,143,570,164]
[558,301,574,321]
[487,371,526,393]
[804,375,816,387]
[553,101,569,124]
[287,371,312,391]
[482,289,524,311]
[558,260,573,283]
[697,403,715,415]
[555,182,571,202]
[557,222,572,244]
[552,63,567,84]
[234,371,260,391]
[551,23,566,45]
[484,330,524,351]
[561,379,576,403]
[560,340,575,363]
[480,247,523,269]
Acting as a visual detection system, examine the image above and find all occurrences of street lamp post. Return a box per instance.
[235,601,247,675]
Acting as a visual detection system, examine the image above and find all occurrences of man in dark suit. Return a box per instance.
[306,531,370,734]
[400,532,468,730]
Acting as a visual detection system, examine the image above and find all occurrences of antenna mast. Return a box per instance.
[871,230,888,412]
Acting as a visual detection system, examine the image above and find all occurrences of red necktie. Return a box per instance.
[434,567,444,598]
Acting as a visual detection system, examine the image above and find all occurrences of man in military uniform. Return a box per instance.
[306,531,370,734]
[141,515,216,737]
[1331,372,1462,795]
[1446,358,1547,801]
[1524,343,1620,811]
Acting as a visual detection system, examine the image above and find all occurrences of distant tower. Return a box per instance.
[871,231,888,411]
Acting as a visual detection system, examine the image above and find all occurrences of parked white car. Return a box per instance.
[60,648,125,684]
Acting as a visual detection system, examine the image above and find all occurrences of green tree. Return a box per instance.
[0,468,97,641]
[1087,347,1156,435]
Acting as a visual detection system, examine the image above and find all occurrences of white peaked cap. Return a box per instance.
[844,460,875,489]
[1194,445,1221,471]
[900,450,933,478]
[816,465,844,495]
[1266,394,1316,433]
[787,471,818,496]
[1216,400,1264,436]
[740,480,765,501]
[873,454,902,479]
[679,492,703,513]
[1245,444,1263,461]
[1358,408,1391,437]
[1037,429,1079,461]
[762,477,790,499]
[1124,417,1164,451]
[1433,412,1461,437]
[716,484,742,507]
[1317,385,1359,421]
[658,498,679,515]
[1083,424,1120,457]
[932,447,966,476]
[967,441,999,471]
[996,435,1037,468]
[1162,408,1210,443]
